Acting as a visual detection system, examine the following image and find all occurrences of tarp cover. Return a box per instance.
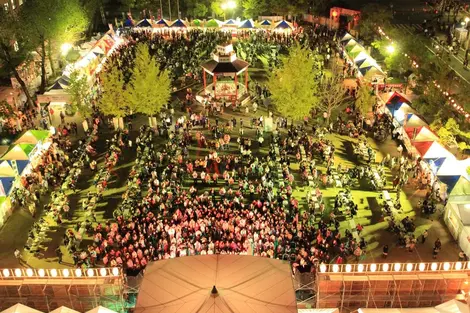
[155,19,170,27]
[50,307,80,313]
[239,19,255,28]
[0,161,15,177]
[136,19,152,27]
[135,255,297,313]
[260,19,272,26]
[0,176,15,196]
[85,306,118,313]
[14,130,49,145]
[435,299,470,313]
[1,144,35,160]
[437,158,470,180]
[170,19,188,28]
[402,113,427,127]
[273,20,294,30]
[449,176,470,197]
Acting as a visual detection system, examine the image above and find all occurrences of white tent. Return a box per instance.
[135,255,297,313]
[404,113,427,127]
[414,141,454,160]
[354,51,369,62]
[0,304,43,313]
[435,299,470,313]
[50,307,80,313]
[437,158,470,180]
[298,310,340,313]
[341,33,353,42]
[85,307,118,313]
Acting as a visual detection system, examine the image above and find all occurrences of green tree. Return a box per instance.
[357,4,392,42]
[355,84,375,115]
[267,44,320,121]
[67,71,93,118]
[22,0,88,93]
[127,43,171,116]
[317,68,350,124]
[242,0,266,18]
[97,65,129,117]
[0,9,35,107]
[192,3,208,17]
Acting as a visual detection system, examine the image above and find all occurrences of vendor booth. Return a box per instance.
[155,18,170,27]
[170,19,189,28]
[259,19,272,28]
[14,130,50,145]
[402,113,427,127]
[191,19,202,27]
[0,161,15,177]
[206,18,222,28]
[426,157,447,174]
[239,19,255,29]
[413,141,454,160]
[273,20,294,31]
[135,19,152,28]
[405,126,439,142]
[1,143,35,161]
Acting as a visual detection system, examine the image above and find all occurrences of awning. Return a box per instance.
[14,130,50,145]
[414,141,454,159]
[405,126,439,142]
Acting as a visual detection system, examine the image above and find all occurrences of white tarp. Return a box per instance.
[50,307,80,313]
[135,255,297,313]
[85,307,118,313]
[0,304,43,313]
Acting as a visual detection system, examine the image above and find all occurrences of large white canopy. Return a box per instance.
[85,307,118,313]
[135,255,298,313]
[50,307,80,313]
[0,304,43,313]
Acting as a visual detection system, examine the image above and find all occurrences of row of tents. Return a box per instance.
[340,33,386,82]
[383,91,470,195]
[128,18,295,30]
[1,304,118,313]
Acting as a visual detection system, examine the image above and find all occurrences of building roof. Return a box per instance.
[202,59,249,74]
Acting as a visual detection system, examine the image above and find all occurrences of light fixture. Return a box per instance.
[2,269,10,277]
[100,268,107,277]
[431,263,438,271]
[443,262,451,271]
[112,267,120,276]
[456,262,463,270]
[14,269,22,277]
[394,263,401,272]
[50,269,58,277]
[60,43,73,56]
[38,269,45,277]
[382,264,389,272]
[62,269,70,277]
[358,264,364,272]
[386,45,395,53]
[320,264,327,273]
[75,269,82,277]
[332,265,339,273]
[26,269,33,277]
[370,264,377,272]
[345,264,352,273]
[87,269,94,277]
[406,263,414,272]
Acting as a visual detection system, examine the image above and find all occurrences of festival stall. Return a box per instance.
[155,18,170,28]
[85,306,118,313]
[273,20,294,32]
[0,160,16,177]
[405,126,439,142]
[1,143,35,161]
[402,113,427,127]
[135,18,153,28]
[14,130,50,145]
[413,141,454,160]
[206,18,222,28]
[259,19,272,28]
[426,157,447,174]
[238,19,255,29]
[191,19,202,27]
[443,176,470,248]
[170,19,189,28]
[50,307,80,313]
[0,303,43,313]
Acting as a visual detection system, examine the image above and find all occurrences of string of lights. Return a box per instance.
[0,267,121,279]
[319,261,470,273]
[377,26,470,121]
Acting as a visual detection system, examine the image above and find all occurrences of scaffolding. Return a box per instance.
[0,268,126,312]
[314,262,470,313]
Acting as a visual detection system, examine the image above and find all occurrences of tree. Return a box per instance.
[267,44,320,121]
[0,9,35,107]
[355,84,375,115]
[21,0,88,93]
[242,0,266,19]
[127,43,171,116]
[97,65,129,117]
[192,3,209,18]
[67,71,93,118]
[317,68,350,124]
[357,4,392,42]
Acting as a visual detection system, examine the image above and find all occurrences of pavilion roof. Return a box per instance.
[202,59,249,74]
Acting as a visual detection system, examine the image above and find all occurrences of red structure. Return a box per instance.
[330,7,361,29]
[201,43,249,102]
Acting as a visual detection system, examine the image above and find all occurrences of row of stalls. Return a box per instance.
[339,33,386,84]
[129,17,295,32]
[37,31,120,113]
[0,130,51,229]
[381,91,470,252]
[1,304,118,313]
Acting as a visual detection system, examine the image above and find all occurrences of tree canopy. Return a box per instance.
[357,4,392,42]
[267,44,320,121]
[97,65,130,117]
[67,71,93,118]
[318,68,350,123]
[127,43,171,116]
[355,84,375,115]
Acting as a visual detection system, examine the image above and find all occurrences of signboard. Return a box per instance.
[37,93,71,104]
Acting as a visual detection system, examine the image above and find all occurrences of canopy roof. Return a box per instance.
[124,19,134,27]
[0,176,15,196]
[206,18,222,27]
[170,19,188,28]
[435,299,470,313]
[350,45,365,55]
[449,176,470,197]
[353,51,369,62]
[191,19,201,26]
[437,158,470,180]
[359,66,385,77]
[136,19,153,27]
[426,157,447,174]
[358,58,377,69]
[202,59,249,74]
[85,306,118,313]
[273,20,294,30]
[414,141,454,159]
[1,144,35,160]
[401,113,427,127]
[260,19,272,26]
[135,255,297,313]
[239,19,255,28]
[50,307,80,313]
[384,91,411,105]
[15,130,50,145]
[0,161,15,177]
[405,126,439,142]
[0,304,43,313]
[155,19,170,27]
[223,19,238,26]
[48,75,70,91]
[341,33,354,42]
[344,38,359,47]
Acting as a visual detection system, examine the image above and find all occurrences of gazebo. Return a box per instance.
[201,43,249,103]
